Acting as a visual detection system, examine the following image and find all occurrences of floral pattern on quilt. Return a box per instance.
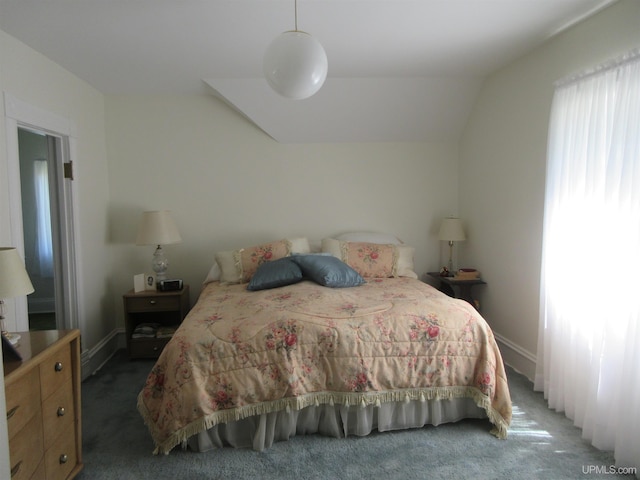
[138,277,512,454]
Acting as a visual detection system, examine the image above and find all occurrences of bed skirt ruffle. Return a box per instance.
[186,397,488,452]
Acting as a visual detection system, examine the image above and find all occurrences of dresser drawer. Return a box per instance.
[39,344,72,401]
[125,294,182,313]
[42,377,75,447]
[44,423,77,480]
[29,459,46,480]
[9,410,44,480]
[5,367,41,441]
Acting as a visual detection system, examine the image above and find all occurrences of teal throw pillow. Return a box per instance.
[292,254,366,288]
[247,257,303,291]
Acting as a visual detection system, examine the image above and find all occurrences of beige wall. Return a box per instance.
[105,94,460,325]
[459,0,640,378]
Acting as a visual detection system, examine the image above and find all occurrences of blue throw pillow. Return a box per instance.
[247,257,303,291]
[292,254,365,288]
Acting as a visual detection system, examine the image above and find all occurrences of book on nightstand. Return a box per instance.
[131,322,160,339]
[156,326,177,339]
[454,268,480,280]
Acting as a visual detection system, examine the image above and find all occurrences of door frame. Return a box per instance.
[3,92,81,332]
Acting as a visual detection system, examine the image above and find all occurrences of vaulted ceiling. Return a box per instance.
[0,0,617,143]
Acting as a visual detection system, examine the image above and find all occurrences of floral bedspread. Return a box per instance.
[138,278,512,454]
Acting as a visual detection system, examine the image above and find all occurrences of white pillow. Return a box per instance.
[289,236,312,254]
[334,231,403,245]
[395,246,418,279]
[203,261,221,284]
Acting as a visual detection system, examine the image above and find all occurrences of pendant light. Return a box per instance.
[263,0,328,100]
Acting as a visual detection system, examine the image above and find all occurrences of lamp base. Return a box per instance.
[447,240,455,275]
[152,245,169,281]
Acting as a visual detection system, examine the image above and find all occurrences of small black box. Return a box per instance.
[157,279,183,291]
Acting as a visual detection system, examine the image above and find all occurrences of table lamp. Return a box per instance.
[438,217,466,276]
[0,247,35,343]
[136,210,182,281]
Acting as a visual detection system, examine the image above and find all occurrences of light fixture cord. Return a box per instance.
[294,0,298,31]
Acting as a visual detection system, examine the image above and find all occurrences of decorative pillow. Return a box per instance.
[215,237,311,284]
[237,240,290,282]
[291,254,365,288]
[247,257,303,291]
[341,241,398,278]
[321,238,418,279]
[334,231,403,245]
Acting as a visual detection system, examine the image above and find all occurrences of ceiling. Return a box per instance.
[0,0,617,143]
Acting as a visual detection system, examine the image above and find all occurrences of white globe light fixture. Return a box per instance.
[263,1,327,100]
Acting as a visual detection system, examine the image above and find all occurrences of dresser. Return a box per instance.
[3,330,83,480]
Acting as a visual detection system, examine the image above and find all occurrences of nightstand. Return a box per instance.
[427,272,486,310]
[123,286,190,359]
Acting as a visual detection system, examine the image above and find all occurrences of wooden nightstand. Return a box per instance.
[427,272,486,310]
[123,286,190,359]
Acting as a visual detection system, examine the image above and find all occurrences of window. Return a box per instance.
[535,49,640,471]
[33,159,54,278]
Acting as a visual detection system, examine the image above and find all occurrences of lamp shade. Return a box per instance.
[263,30,328,100]
[0,247,35,298]
[136,211,182,246]
[438,218,466,242]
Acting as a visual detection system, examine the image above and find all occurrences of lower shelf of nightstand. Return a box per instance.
[128,336,173,359]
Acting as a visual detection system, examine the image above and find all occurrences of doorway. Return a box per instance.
[4,92,79,333]
[17,128,61,330]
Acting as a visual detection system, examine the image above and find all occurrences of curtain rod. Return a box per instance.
[554,46,640,88]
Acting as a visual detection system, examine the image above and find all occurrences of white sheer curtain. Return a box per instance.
[34,159,54,278]
[535,48,640,474]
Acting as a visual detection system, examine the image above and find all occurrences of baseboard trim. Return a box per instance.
[494,332,537,382]
[80,328,127,380]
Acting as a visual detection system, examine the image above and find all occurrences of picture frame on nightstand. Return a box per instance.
[134,273,157,292]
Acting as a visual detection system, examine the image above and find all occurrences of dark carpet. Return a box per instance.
[76,349,630,480]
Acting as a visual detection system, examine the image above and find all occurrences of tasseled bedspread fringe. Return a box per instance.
[137,386,509,455]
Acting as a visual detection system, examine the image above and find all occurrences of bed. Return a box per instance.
[137,235,512,455]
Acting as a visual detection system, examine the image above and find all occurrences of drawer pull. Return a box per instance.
[57,406,66,417]
[149,300,157,305]
[59,454,68,464]
[7,405,19,420]
[10,460,22,478]
[55,361,63,372]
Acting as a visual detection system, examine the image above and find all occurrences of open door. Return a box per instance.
[17,128,67,330]
[4,93,79,333]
